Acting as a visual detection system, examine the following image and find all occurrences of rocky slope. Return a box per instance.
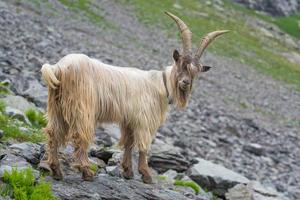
[234,0,300,16]
[0,0,300,199]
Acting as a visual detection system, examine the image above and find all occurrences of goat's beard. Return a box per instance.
[170,69,192,108]
[172,80,190,108]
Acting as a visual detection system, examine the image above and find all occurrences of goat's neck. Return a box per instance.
[162,66,173,104]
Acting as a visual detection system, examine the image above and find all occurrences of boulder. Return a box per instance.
[188,158,249,197]
[51,173,201,200]
[90,147,119,163]
[0,153,39,179]
[9,142,42,165]
[2,95,39,113]
[149,139,190,173]
[11,76,47,107]
[226,181,281,200]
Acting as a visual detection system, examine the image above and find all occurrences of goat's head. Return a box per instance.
[165,11,229,108]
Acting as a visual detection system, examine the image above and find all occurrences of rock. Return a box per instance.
[89,147,115,163]
[9,142,42,165]
[149,139,190,173]
[0,153,39,179]
[188,158,249,197]
[106,165,121,177]
[226,181,281,200]
[11,76,47,107]
[4,106,30,124]
[2,95,39,113]
[51,173,200,200]
[89,157,106,169]
[163,169,178,181]
[107,151,123,166]
[0,130,3,139]
[243,143,265,156]
[95,128,113,147]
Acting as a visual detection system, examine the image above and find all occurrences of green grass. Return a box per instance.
[0,82,10,95]
[25,109,47,129]
[121,0,300,90]
[90,163,98,173]
[0,101,45,143]
[274,12,300,39]
[174,179,201,194]
[0,167,57,200]
[57,0,115,29]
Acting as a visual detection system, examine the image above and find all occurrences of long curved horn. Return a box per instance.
[165,11,192,56]
[194,30,229,63]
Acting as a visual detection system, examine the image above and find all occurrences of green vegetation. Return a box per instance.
[0,101,45,143]
[156,175,167,181]
[121,0,300,90]
[90,163,98,173]
[57,0,115,29]
[174,179,201,194]
[274,12,300,39]
[0,167,57,200]
[0,82,10,95]
[25,109,47,129]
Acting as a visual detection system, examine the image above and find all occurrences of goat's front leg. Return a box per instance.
[138,151,152,184]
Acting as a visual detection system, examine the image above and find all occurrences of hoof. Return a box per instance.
[142,174,153,184]
[122,169,134,180]
[52,168,63,180]
[82,168,95,181]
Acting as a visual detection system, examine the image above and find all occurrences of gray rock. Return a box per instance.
[89,147,116,163]
[0,130,3,139]
[243,143,265,156]
[107,151,123,166]
[10,142,42,165]
[2,95,39,113]
[52,173,199,200]
[226,181,281,200]
[149,139,190,173]
[106,165,121,177]
[11,76,47,107]
[0,153,39,179]
[163,169,178,181]
[95,128,113,147]
[188,158,249,197]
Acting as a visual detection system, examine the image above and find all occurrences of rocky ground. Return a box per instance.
[0,0,299,199]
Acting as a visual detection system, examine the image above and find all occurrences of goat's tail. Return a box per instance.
[41,63,60,89]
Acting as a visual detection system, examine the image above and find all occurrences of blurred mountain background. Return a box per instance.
[0,0,299,200]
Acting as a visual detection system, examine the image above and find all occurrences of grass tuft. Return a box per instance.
[90,163,98,173]
[25,109,47,129]
[174,179,201,195]
[0,101,45,143]
[0,167,57,200]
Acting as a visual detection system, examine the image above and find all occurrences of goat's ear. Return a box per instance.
[173,49,180,62]
[201,65,211,72]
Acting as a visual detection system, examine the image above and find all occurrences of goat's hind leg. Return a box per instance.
[120,126,134,179]
[44,127,64,180]
[138,151,152,184]
[72,132,95,181]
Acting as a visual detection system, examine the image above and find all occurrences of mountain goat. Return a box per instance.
[41,12,228,183]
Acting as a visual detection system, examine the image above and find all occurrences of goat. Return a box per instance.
[41,12,228,183]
